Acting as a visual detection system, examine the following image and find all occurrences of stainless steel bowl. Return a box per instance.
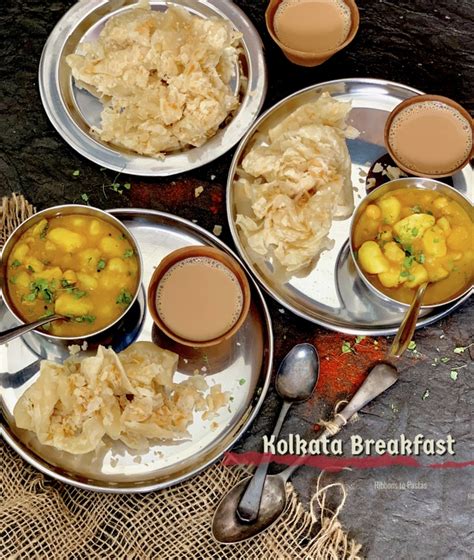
[0,204,143,341]
[349,177,474,308]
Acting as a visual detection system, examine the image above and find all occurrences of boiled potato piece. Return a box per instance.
[378,267,402,288]
[99,236,123,257]
[55,294,94,317]
[383,242,405,264]
[63,269,77,284]
[405,263,429,288]
[425,262,449,283]
[76,272,99,291]
[48,228,84,252]
[433,196,449,210]
[12,243,29,262]
[378,197,401,225]
[106,257,128,274]
[378,225,393,242]
[365,205,381,220]
[15,271,31,289]
[446,226,469,251]
[89,219,106,236]
[77,248,101,270]
[28,218,48,238]
[35,267,63,282]
[24,257,45,273]
[422,226,447,258]
[436,217,451,234]
[358,241,390,274]
[393,214,435,245]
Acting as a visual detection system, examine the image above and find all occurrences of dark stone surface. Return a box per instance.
[1,1,473,558]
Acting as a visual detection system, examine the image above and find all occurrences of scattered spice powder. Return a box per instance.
[308,333,388,420]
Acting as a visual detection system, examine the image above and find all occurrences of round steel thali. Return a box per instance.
[38,0,267,176]
[1,210,273,493]
[227,78,473,335]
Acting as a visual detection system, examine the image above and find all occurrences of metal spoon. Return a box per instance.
[0,314,64,345]
[390,282,428,358]
[212,362,399,544]
[236,343,319,523]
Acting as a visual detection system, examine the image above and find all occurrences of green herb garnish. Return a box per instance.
[411,227,419,237]
[72,169,80,177]
[123,249,134,258]
[39,223,49,239]
[238,378,246,386]
[416,253,426,264]
[407,341,417,351]
[11,260,21,268]
[116,289,133,305]
[71,314,96,324]
[97,259,106,270]
[341,341,353,354]
[27,265,35,273]
[403,256,414,268]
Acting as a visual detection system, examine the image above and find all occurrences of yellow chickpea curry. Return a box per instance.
[353,188,473,305]
[6,214,139,337]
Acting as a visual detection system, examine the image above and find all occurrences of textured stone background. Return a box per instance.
[1,1,473,558]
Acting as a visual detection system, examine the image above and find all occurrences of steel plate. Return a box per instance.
[0,210,273,493]
[38,0,267,176]
[227,78,473,335]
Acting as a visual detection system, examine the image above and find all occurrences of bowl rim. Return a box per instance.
[349,177,474,309]
[0,204,143,341]
[147,245,251,348]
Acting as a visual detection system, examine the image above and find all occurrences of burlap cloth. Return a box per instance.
[0,195,363,559]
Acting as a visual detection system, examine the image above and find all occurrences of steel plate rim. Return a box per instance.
[38,0,267,176]
[1,209,274,493]
[226,77,471,335]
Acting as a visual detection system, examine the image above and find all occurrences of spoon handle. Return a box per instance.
[0,315,63,345]
[278,363,399,483]
[236,399,293,523]
[390,282,427,358]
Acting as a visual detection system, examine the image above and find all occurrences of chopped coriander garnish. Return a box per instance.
[123,183,131,190]
[404,245,414,256]
[407,341,417,351]
[27,265,35,273]
[24,293,37,302]
[123,249,134,258]
[416,253,426,264]
[411,227,419,237]
[30,279,55,303]
[71,315,96,324]
[81,193,89,203]
[400,270,410,278]
[355,335,366,344]
[403,256,414,268]
[97,259,106,270]
[11,260,21,268]
[40,310,54,319]
[116,289,133,305]
[39,223,49,239]
[341,341,353,354]
[72,169,80,177]
[72,289,87,299]
[238,378,246,386]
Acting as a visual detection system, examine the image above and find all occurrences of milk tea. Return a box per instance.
[274,0,351,53]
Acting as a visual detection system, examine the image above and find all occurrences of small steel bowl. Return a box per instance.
[349,177,474,308]
[0,204,143,341]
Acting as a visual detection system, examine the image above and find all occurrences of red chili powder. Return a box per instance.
[310,333,388,405]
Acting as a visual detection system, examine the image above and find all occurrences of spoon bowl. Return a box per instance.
[213,474,287,544]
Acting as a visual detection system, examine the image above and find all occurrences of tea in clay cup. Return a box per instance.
[265,0,360,67]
